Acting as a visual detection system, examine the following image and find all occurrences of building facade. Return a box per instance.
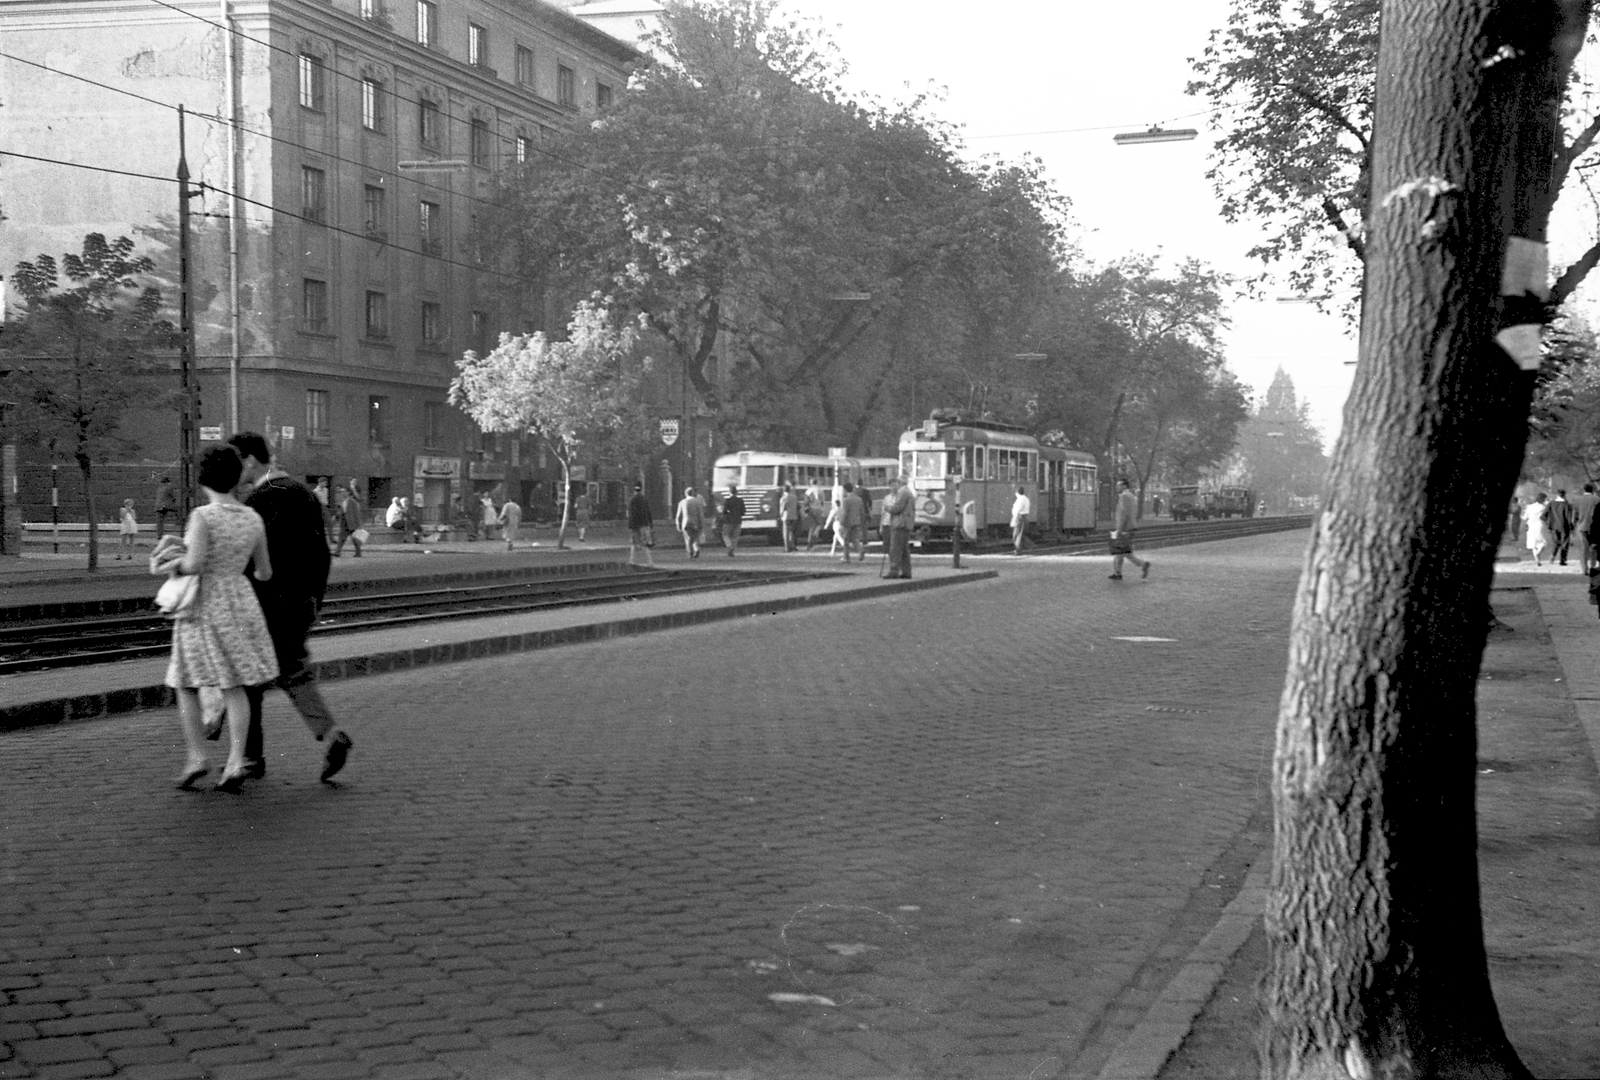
[0,0,638,523]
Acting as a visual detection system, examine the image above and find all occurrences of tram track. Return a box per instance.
[0,567,835,678]
[916,513,1314,555]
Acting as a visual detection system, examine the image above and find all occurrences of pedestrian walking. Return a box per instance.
[1524,493,1550,566]
[312,478,331,540]
[884,475,915,578]
[118,498,138,560]
[675,486,705,558]
[498,496,523,551]
[1550,488,1575,565]
[386,495,407,538]
[824,497,844,556]
[720,484,745,555]
[840,481,867,563]
[227,432,354,785]
[573,490,591,541]
[154,475,177,539]
[1574,483,1600,572]
[626,482,655,567]
[480,493,499,542]
[1109,477,1151,581]
[803,482,824,551]
[1010,485,1031,556]
[780,483,801,551]
[331,485,364,557]
[156,445,279,792]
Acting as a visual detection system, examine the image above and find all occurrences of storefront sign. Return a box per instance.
[568,466,588,482]
[469,461,506,481]
[199,426,223,442]
[413,455,462,479]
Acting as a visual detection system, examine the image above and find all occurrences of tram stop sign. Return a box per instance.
[660,418,680,446]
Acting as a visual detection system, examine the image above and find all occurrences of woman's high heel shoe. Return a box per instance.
[175,764,209,790]
[214,767,248,793]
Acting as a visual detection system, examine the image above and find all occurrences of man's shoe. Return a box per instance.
[242,760,266,779]
[1141,562,1152,580]
[320,732,353,783]
[1108,573,1123,580]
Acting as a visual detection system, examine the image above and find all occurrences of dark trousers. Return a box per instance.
[1554,531,1572,564]
[888,526,912,577]
[782,518,800,551]
[244,595,336,765]
[332,522,362,556]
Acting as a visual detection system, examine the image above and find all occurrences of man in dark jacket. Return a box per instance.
[229,432,353,783]
[626,482,654,568]
[721,484,745,555]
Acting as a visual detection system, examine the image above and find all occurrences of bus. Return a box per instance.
[710,451,898,542]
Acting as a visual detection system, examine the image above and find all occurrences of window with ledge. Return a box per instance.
[470,310,489,355]
[418,200,441,254]
[421,301,442,343]
[361,78,384,131]
[419,98,440,146]
[514,135,530,165]
[368,396,389,444]
[469,23,488,68]
[298,53,325,110]
[596,81,612,109]
[305,389,330,440]
[515,45,534,87]
[424,401,446,448]
[363,185,387,239]
[557,64,575,107]
[469,119,491,167]
[301,166,326,223]
[365,291,389,339]
[302,278,328,332]
[415,0,435,47]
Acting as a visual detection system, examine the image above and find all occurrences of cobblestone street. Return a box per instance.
[1,534,1302,1080]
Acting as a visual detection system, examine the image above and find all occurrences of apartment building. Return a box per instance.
[0,0,638,521]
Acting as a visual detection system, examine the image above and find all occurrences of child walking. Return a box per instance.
[118,499,138,560]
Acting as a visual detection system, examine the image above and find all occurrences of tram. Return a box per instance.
[710,451,898,542]
[898,410,1098,540]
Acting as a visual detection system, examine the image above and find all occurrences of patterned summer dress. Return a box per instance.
[164,502,280,690]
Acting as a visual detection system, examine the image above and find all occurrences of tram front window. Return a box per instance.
[913,451,945,480]
[713,466,741,490]
[744,466,777,486]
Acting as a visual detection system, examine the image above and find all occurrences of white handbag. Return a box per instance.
[155,573,200,618]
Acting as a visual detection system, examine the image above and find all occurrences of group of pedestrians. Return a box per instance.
[153,432,354,794]
[1519,484,1600,569]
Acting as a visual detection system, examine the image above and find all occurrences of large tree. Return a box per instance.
[1189,0,1600,311]
[486,0,1069,456]
[1264,2,1590,1077]
[1,234,175,571]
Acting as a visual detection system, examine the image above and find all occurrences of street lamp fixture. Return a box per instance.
[1113,126,1199,146]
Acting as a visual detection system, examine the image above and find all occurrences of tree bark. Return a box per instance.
[1264,2,1590,1078]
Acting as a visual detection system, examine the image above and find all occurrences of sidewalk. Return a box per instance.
[1144,563,1600,1078]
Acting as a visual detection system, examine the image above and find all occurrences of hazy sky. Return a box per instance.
[781,0,1361,446]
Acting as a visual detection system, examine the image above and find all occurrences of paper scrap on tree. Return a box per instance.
[1496,325,1542,371]
[1501,237,1550,300]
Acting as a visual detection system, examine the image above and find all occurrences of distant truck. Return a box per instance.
[1169,484,1212,521]
[1214,486,1257,518]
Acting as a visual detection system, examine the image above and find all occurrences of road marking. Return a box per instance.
[1112,636,1177,643]
[769,993,838,1007]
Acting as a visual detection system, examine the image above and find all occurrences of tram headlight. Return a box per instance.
[923,499,941,516]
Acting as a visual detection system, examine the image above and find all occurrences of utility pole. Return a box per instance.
[177,105,202,519]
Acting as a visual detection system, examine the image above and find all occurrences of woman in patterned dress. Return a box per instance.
[157,446,279,792]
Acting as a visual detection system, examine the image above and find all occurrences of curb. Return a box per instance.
[1096,860,1270,1080]
[1,570,996,733]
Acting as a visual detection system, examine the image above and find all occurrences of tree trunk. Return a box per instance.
[555,453,571,549]
[1264,2,1590,1077]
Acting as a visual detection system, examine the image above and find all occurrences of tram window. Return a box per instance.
[745,466,776,486]
[913,452,943,479]
[986,449,997,481]
[713,465,741,490]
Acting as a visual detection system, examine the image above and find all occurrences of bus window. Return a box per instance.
[713,465,741,490]
[745,466,777,486]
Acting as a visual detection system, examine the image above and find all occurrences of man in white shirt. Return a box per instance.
[1010,485,1031,556]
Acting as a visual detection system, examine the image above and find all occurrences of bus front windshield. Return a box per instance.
[713,466,742,490]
